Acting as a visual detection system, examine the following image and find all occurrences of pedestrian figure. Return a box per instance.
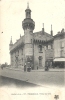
[30,65,31,72]
[1,66,3,70]
[24,63,26,72]
[45,61,49,71]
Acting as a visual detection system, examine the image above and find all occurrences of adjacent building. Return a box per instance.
[53,29,65,68]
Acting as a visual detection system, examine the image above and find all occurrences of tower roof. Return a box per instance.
[27,2,29,9]
[25,2,31,12]
[51,24,52,30]
[10,36,13,44]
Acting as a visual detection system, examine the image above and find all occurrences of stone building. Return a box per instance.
[53,29,65,68]
[9,4,54,70]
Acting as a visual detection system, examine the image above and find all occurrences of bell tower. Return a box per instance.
[22,3,35,68]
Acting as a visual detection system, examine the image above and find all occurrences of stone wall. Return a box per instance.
[10,46,25,68]
[54,38,65,58]
[45,49,54,60]
[34,43,45,69]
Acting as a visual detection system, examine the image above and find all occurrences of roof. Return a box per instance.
[10,36,24,52]
[10,31,53,52]
[54,29,65,38]
[33,31,53,41]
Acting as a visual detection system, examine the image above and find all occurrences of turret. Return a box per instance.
[9,36,13,50]
[22,3,35,30]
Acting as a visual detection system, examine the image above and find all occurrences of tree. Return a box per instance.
[1,62,8,69]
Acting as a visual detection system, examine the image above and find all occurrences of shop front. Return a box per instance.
[53,58,65,68]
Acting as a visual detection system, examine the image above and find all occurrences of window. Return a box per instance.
[39,45,42,52]
[51,44,53,49]
[48,45,51,49]
[31,39,32,43]
[60,41,64,48]
[15,51,16,57]
[18,50,19,56]
[60,50,64,57]
[22,49,23,55]
[39,56,42,67]
[26,12,30,18]
[44,46,46,50]
[22,58,23,61]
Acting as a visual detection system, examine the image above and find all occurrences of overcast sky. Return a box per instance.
[0,0,65,64]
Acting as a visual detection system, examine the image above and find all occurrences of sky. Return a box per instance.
[0,0,65,64]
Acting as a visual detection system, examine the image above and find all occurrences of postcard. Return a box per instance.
[0,0,65,100]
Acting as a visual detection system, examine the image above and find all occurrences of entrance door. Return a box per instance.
[15,57,18,67]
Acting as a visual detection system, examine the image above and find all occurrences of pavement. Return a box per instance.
[32,68,65,72]
[3,67,65,72]
[0,67,65,88]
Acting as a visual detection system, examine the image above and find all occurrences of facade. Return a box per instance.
[53,29,65,68]
[10,4,64,70]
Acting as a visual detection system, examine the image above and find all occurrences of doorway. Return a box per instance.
[39,56,42,67]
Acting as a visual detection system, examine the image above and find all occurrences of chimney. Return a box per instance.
[61,28,64,33]
[50,24,53,36]
[42,23,44,34]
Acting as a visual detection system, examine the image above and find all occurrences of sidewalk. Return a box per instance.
[5,67,65,72]
[32,68,65,72]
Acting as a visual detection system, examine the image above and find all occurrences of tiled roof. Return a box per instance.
[33,31,53,41]
[54,31,65,38]
[10,35,24,52]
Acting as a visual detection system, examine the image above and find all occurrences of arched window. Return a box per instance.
[39,45,42,52]
[31,39,32,43]
[22,49,23,55]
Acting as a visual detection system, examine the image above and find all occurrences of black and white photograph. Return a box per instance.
[0,0,65,100]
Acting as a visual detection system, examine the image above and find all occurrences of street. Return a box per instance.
[0,68,65,87]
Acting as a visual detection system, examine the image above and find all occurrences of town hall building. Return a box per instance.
[9,4,56,70]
